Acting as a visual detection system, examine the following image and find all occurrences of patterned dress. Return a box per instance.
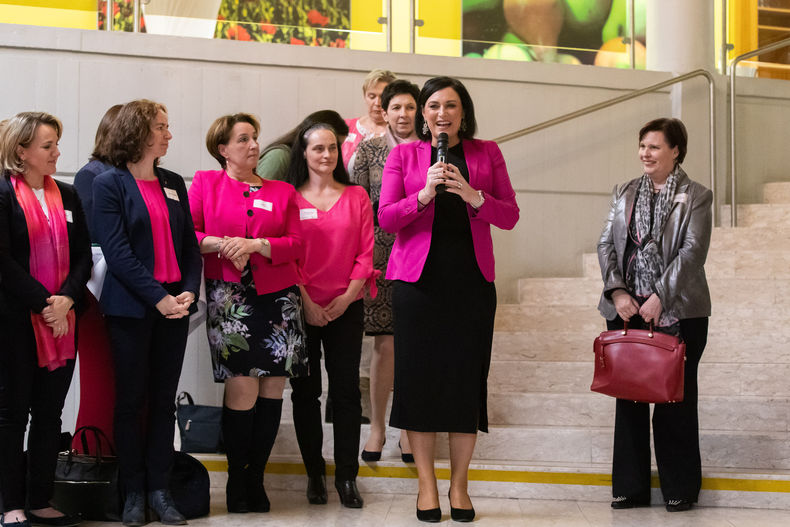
[352,136,395,335]
[206,185,309,381]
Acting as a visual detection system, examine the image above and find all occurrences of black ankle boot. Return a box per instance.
[222,406,255,513]
[122,491,145,526]
[306,474,328,504]
[246,397,282,512]
[335,479,363,508]
[147,489,186,525]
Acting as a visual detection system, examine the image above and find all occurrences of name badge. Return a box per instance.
[673,193,688,204]
[300,208,318,220]
[254,199,273,211]
[164,188,179,201]
[64,210,73,223]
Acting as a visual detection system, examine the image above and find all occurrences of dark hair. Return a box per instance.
[415,76,477,141]
[381,79,420,112]
[105,99,167,167]
[263,110,349,154]
[639,117,688,164]
[205,113,260,168]
[286,123,349,189]
[90,104,123,163]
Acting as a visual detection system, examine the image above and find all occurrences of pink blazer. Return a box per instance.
[378,139,519,283]
[188,170,302,295]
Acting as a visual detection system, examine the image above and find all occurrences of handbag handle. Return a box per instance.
[622,320,654,338]
[74,425,117,460]
[176,391,195,406]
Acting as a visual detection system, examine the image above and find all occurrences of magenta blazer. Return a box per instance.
[378,139,519,282]
[188,170,303,295]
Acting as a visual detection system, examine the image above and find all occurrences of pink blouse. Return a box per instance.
[296,185,377,307]
[135,179,181,283]
[188,170,302,295]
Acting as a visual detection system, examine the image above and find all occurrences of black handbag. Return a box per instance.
[176,391,223,453]
[170,451,211,518]
[52,426,122,521]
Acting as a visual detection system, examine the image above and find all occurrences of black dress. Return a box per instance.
[389,143,497,433]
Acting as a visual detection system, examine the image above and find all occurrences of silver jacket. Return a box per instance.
[597,170,712,321]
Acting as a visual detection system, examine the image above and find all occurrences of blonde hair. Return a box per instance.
[0,112,63,173]
[362,69,397,94]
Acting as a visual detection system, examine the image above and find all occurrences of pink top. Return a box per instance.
[341,117,376,172]
[296,185,377,307]
[188,170,302,295]
[135,179,181,283]
[378,139,520,283]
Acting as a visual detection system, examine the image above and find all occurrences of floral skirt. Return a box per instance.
[206,280,308,382]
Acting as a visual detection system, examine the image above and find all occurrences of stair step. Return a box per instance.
[487,393,790,432]
[197,454,790,509]
[259,422,790,471]
[517,277,790,307]
[721,203,790,229]
[763,182,790,204]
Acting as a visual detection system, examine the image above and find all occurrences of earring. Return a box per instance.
[460,118,467,132]
[422,121,429,135]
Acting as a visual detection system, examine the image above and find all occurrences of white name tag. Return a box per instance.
[673,193,688,204]
[164,188,179,201]
[300,208,318,220]
[64,210,73,223]
[254,199,273,211]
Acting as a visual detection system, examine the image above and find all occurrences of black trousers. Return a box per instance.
[608,315,708,503]
[0,316,75,512]
[290,300,363,482]
[106,312,188,493]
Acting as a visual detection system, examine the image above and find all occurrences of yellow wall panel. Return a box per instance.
[417,0,461,40]
[0,4,95,29]
[1,0,93,9]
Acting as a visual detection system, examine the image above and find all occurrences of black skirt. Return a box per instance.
[389,142,497,433]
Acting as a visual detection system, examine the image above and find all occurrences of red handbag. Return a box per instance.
[591,321,686,403]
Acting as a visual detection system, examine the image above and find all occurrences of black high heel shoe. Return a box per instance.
[361,438,385,462]
[449,491,475,522]
[415,494,441,523]
[398,440,414,463]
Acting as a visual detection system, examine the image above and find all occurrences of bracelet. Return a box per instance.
[258,238,270,251]
[215,239,223,258]
[471,190,485,209]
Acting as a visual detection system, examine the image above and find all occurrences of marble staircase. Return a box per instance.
[200,181,790,509]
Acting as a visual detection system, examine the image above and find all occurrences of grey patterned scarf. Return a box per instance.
[632,166,683,329]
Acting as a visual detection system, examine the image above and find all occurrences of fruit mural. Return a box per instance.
[463,0,646,68]
[214,0,350,48]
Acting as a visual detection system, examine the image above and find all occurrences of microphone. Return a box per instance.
[436,132,448,194]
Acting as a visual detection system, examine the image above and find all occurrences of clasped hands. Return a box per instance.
[302,293,353,327]
[612,289,663,324]
[155,291,195,319]
[217,236,263,271]
[41,295,73,338]
[419,161,479,206]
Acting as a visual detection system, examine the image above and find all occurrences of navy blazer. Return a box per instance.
[0,172,92,317]
[92,166,202,318]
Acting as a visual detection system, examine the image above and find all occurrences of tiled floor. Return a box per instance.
[84,490,790,527]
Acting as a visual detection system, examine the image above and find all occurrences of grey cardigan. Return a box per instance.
[597,170,712,321]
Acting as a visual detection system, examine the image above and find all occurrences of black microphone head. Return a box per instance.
[437,132,448,148]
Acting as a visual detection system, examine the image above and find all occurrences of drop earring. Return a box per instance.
[460,117,467,132]
[422,121,429,135]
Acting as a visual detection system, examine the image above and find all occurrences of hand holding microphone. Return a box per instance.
[435,132,448,194]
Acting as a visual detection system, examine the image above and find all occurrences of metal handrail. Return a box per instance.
[493,69,716,223]
[728,36,790,227]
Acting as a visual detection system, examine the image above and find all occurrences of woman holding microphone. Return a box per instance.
[379,76,519,522]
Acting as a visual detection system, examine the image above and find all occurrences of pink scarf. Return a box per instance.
[11,174,75,371]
